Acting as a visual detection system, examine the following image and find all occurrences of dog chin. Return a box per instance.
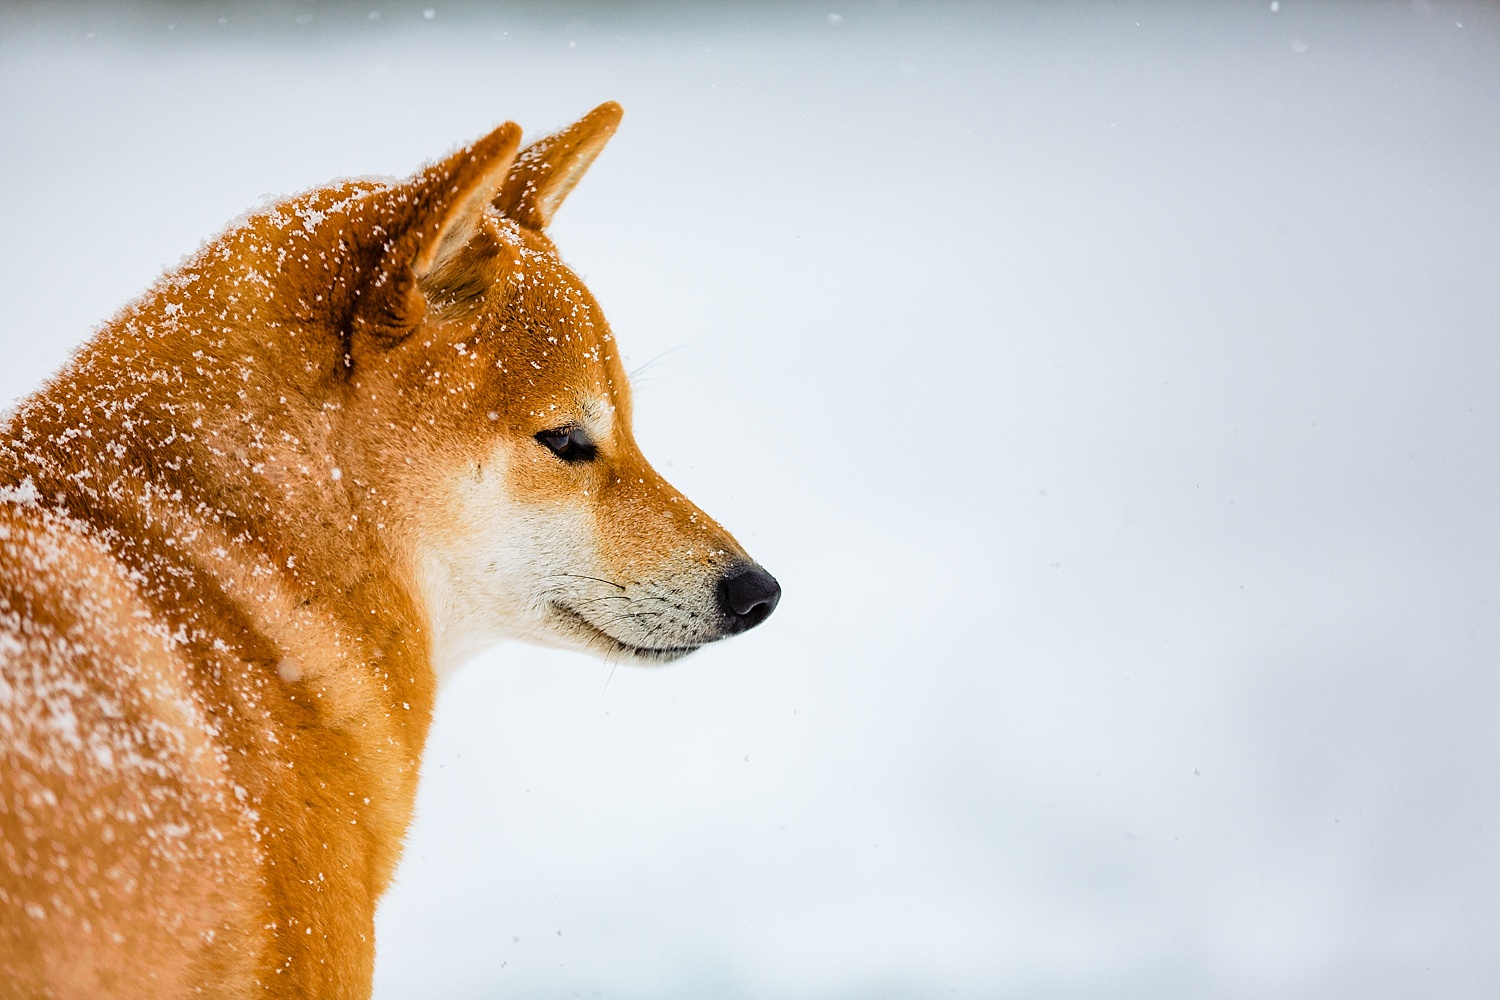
[545,603,703,665]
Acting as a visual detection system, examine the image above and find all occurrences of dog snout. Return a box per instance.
[715,563,781,635]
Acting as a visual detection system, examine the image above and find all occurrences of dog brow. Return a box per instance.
[579,395,616,437]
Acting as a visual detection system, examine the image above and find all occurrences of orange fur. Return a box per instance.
[0,103,776,999]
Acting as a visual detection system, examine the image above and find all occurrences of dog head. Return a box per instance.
[322,104,778,672]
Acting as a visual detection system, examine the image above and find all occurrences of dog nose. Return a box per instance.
[716,563,781,634]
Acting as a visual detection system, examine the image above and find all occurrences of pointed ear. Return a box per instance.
[352,122,521,341]
[494,102,622,229]
[398,121,523,279]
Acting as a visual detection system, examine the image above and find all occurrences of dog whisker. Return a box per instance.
[590,609,665,633]
[544,572,627,590]
[569,594,633,610]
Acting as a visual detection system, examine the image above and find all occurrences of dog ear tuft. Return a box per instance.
[353,122,521,341]
[494,102,622,229]
[405,121,523,279]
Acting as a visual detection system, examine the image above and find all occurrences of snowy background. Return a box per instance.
[4,1,1500,997]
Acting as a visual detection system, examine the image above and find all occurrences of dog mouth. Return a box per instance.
[547,603,703,664]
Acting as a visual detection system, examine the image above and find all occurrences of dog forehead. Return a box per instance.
[489,222,604,339]
[468,219,632,424]
[502,365,626,434]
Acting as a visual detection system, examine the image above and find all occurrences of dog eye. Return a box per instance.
[535,425,597,463]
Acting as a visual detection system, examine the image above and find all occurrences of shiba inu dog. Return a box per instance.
[0,102,779,999]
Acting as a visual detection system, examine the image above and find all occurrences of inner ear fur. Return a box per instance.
[494,101,622,229]
[351,122,521,342]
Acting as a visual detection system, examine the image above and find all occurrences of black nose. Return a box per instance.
[716,563,781,635]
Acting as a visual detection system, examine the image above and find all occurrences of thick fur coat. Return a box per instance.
[0,104,778,999]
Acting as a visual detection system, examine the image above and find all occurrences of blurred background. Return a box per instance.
[3,1,1499,997]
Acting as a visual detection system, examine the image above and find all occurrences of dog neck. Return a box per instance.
[0,195,442,760]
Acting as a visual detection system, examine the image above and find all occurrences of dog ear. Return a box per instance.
[352,122,521,341]
[391,120,523,280]
[494,102,622,229]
